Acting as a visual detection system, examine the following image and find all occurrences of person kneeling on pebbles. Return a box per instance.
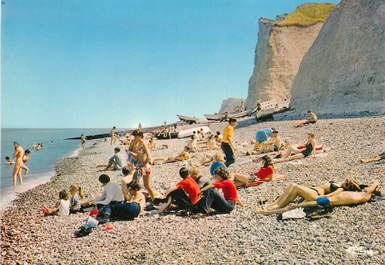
[96,147,124,171]
[42,190,70,217]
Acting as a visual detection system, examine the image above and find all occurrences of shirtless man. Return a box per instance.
[12,142,24,186]
[128,129,156,200]
[110,126,117,145]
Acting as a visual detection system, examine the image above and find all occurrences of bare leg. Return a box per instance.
[233,173,250,185]
[274,153,305,164]
[12,165,21,186]
[143,174,155,200]
[268,184,318,209]
[360,156,381,164]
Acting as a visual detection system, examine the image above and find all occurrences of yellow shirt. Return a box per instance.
[222,125,234,144]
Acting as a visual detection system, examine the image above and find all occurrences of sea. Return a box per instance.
[0,128,109,211]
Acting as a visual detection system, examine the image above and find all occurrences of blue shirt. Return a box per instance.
[256,128,273,143]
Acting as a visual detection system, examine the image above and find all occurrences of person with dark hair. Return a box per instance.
[111,181,146,220]
[42,190,70,216]
[221,118,237,167]
[80,134,86,148]
[128,129,156,200]
[94,174,124,206]
[274,133,317,164]
[234,155,286,187]
[96,147,123,171]
[5,156,14,165]
[295,110,318,127]
[158,167,202,212]
[257,183,380,215]
[200,166,243,213]
[21,149,31,175]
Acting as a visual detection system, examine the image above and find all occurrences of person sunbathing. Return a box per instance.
[152,147,192,165]
[258,179,365,212]
[295,110,318,127]
[257,182,380,215]
[274,133,317,164]
[197,135,218,151]
[234,155,286,187]
[200,152,225,166]
[360,152,385,163]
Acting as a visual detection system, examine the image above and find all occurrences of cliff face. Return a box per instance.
[291,0,385,114]
[246,4,334,110]
[219,98,245,113]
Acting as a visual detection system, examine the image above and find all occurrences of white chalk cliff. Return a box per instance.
[219,98,245,113]
[246,4,335,110]
[291,0,385,114]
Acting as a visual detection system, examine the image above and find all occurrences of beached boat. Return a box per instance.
[256,101,290,121]
[155,132,179,140]
[228,109,252,119]
[178,126,211,138]
[177,115,208,124]
[204,113,226,121]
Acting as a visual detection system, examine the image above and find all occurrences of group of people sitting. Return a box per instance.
[40,116,382,231]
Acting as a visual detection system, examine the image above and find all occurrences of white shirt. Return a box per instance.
[95,182,124,205]
[57,199,70,216]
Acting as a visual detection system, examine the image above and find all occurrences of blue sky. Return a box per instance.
[1,0,338,128]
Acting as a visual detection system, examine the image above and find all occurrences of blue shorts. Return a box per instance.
[316,196,331,208]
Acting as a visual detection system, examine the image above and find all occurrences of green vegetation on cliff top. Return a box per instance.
[276,3,335,27]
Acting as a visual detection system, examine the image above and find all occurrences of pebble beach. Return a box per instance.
[1,116,385,265]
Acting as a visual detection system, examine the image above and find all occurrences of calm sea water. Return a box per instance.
[0,128,109,210]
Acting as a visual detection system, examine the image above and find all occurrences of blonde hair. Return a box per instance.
[214,153,225,162]
[69,184,84,199]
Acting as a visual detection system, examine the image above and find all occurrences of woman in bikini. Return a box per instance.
[258,179,364,212]
[128,129,156,200]
[274,133,317,164]
[257,182,380,215]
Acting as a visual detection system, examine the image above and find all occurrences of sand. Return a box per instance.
[1,116,385,265]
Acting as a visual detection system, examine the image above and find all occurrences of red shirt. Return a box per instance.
[176,176,201,205]
[213,180,237,201]
[255,166,274,180]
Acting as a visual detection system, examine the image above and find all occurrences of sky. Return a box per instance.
[1,0,338,128]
